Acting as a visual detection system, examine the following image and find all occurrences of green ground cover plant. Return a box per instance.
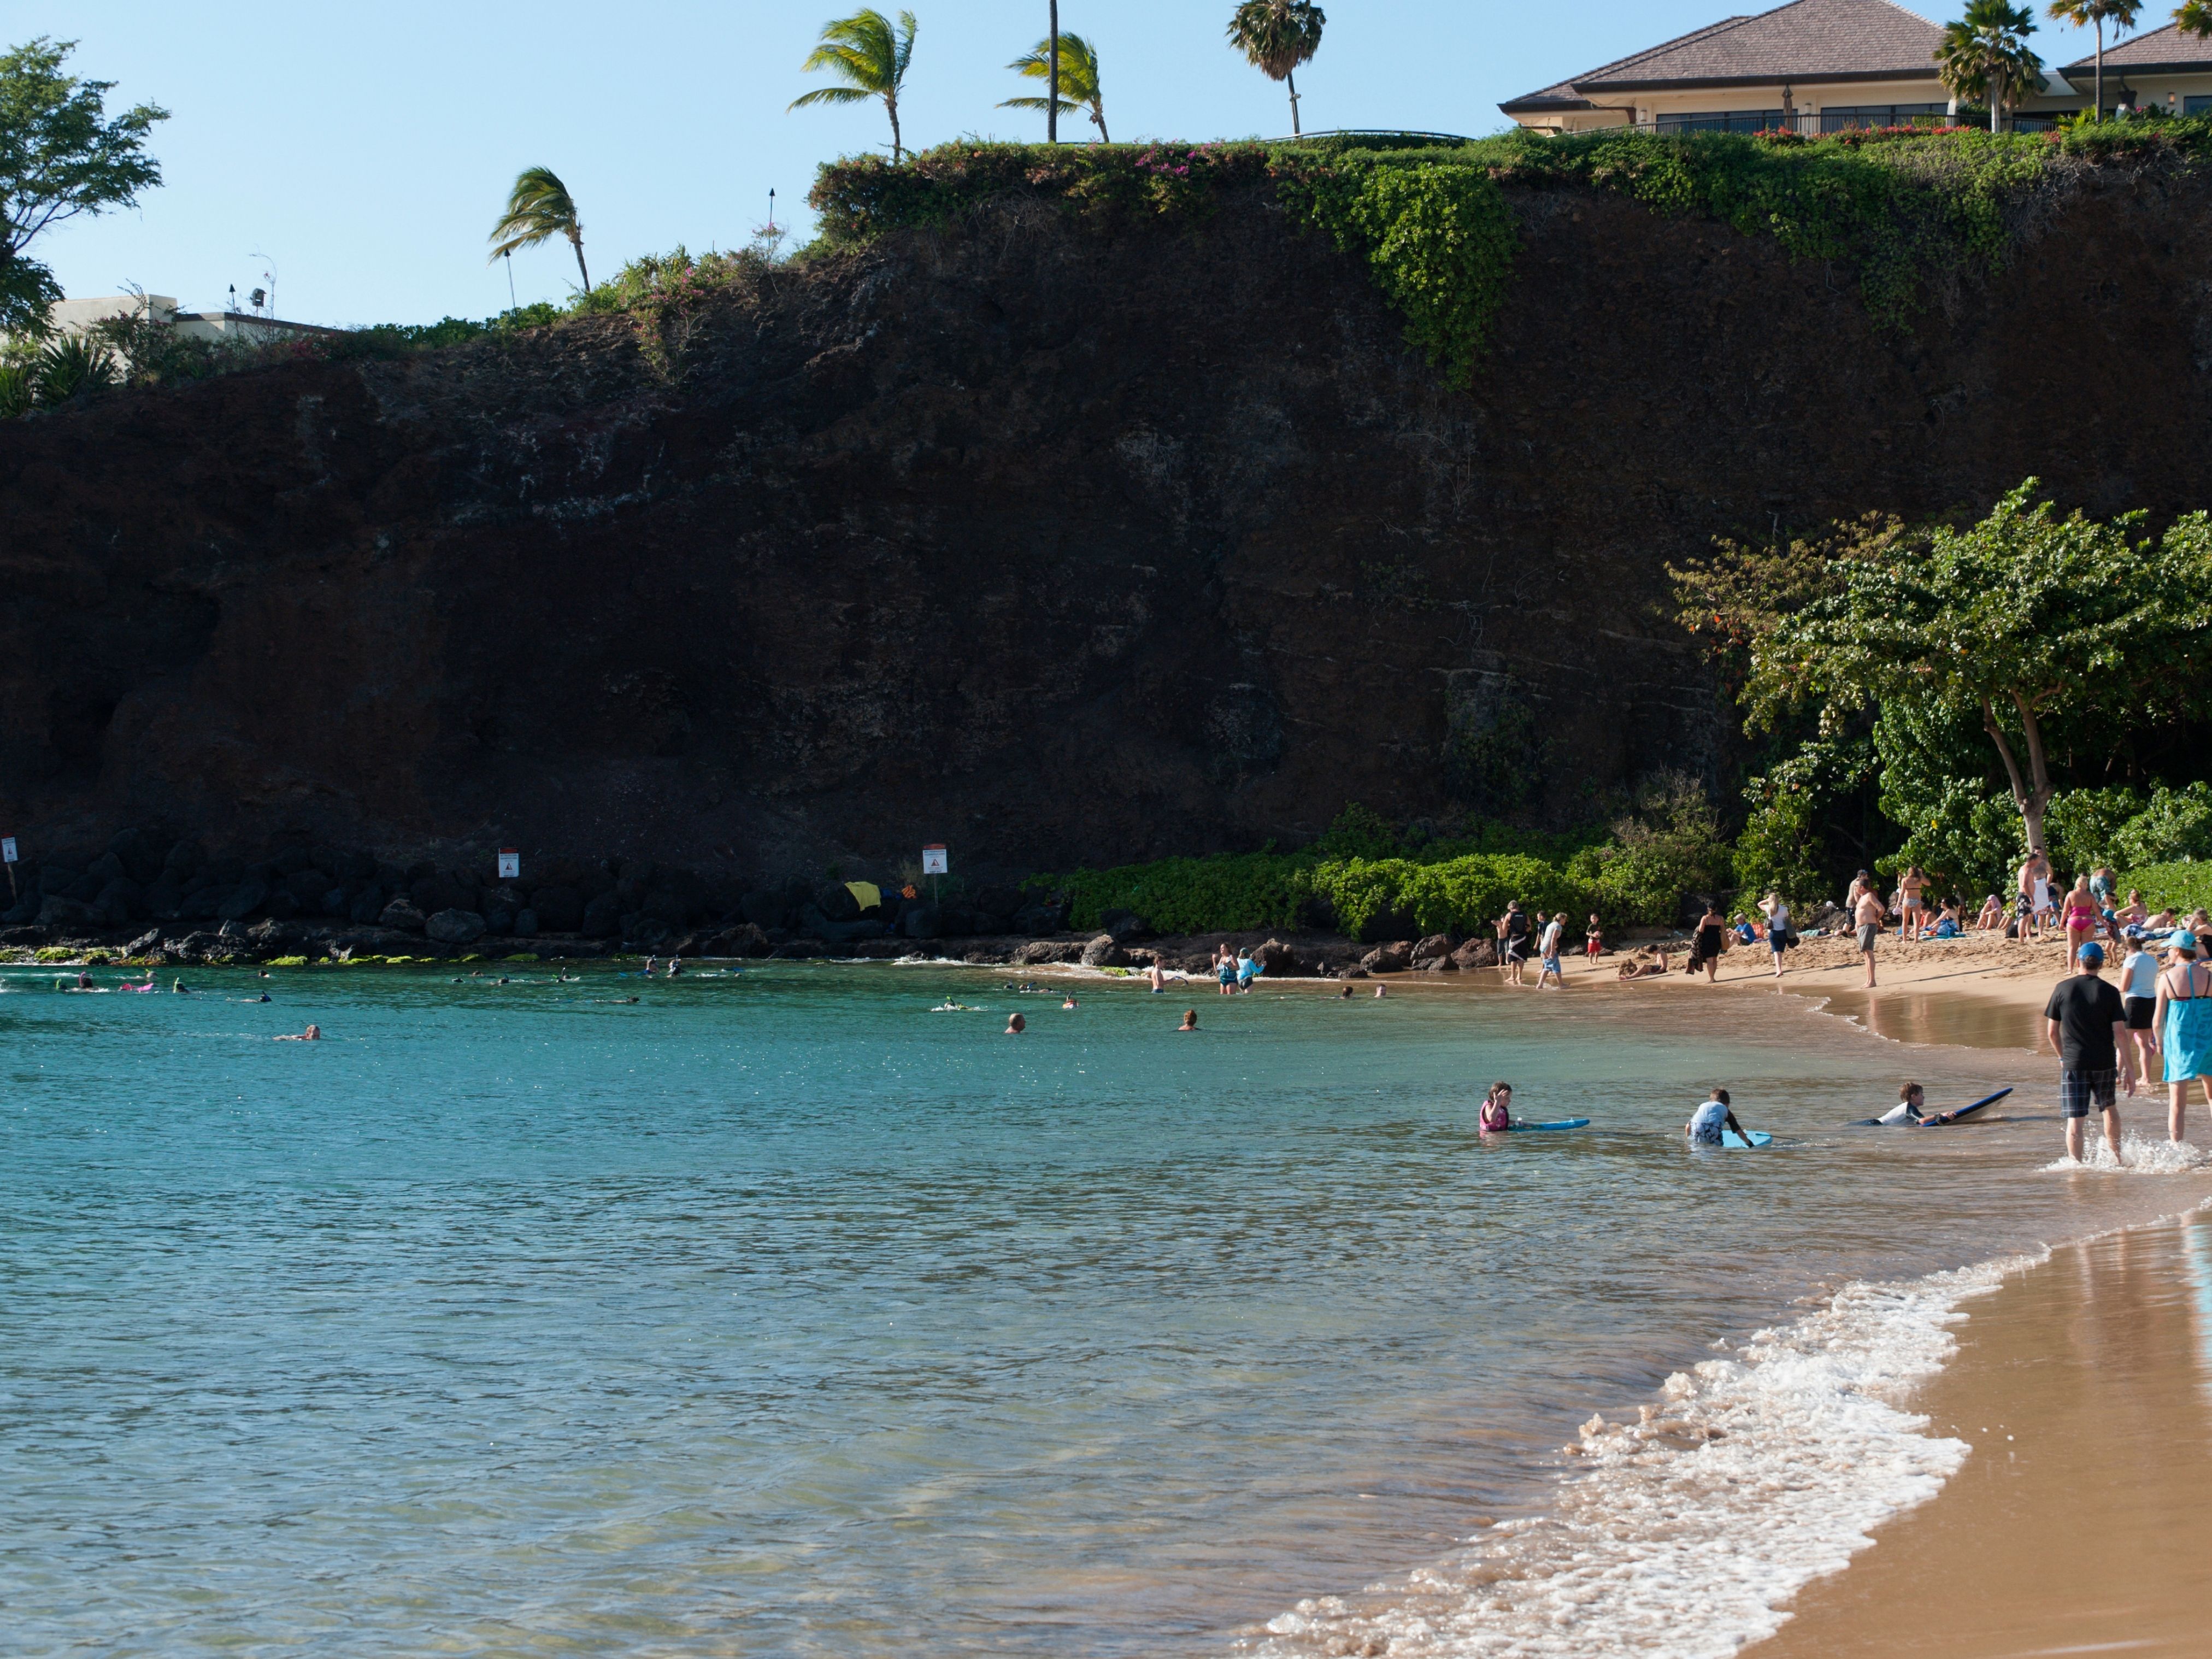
[2120,859,2212,916]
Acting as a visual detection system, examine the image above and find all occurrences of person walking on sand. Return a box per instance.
[1499,901,1533,987]
[2045,942,2135,1163]
[1855,884,1885,987]
[2060,874,2100,961]
[2016,852,2045,944]
[1536,913,1566,989]
[1758,892,1792,980]
[1898,866,1928,943]
[1685,1087,1748,1146]
[1691,901,1727,983]
[2152,931,2212,1145]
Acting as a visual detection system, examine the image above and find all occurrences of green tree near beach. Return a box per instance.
[1682,481,2212,868]
[1937,1,2046,131]
[0,37,167,337]
[1227,0,1325,137]
[1003,31,1109,141]
[792,10,917,162]
[2178,2,2212,41]
[488,167,590,292]
[2047,0,2140,120]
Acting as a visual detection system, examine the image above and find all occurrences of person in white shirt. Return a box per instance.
[1685,1087,1748,1146]
[2121,939,2162,1079]
[1536,912,1566,989]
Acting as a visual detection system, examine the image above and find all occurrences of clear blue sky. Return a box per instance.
[24,0,2111,327]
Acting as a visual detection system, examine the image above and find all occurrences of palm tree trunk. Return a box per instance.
[1093,101,1109,143]
[2094,22,2105,121]
[1286,67,1301,136]
[1048,1,1060,144]
[1988,67,2002,133]
[571,232,590,293]
[888,93,902,162]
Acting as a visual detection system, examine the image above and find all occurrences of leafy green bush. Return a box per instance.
[2110,783,2212,869]
[2045,786,2148,871]
[1041,798,1717,940]
[2119,858,2212,915]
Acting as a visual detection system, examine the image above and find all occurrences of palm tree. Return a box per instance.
[791,10,918,162]
[2048,0,2141,119]
[1937,0,2046,131]
[1003,31,1109,140]
[488,167,589,292]
[2179,1,2212,39]
[1227,0,1325,137]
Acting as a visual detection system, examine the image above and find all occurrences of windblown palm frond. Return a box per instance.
[2178,0,2212,38]
[1226,0,1325,134]
[1001,32,1107,140]
[791,9,917,158]
[488,166,590,291]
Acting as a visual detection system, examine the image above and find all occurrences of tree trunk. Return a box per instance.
[2095,23,2104,121]
[1287,67,1301,136]
[1989,68,2002,133]
[1048,1,1059,144]
[1983,695,2055,855]
[889,95,902,162]
[570,233,590,293]
[1094,102,1109,143]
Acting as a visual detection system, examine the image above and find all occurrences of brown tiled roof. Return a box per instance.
[1501,0,1944,112]
[2067,23,2212,74]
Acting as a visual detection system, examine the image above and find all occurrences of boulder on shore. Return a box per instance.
[379,898,427,933]
[425,909,487,945]
[1451,938,1498,970]
[1360,940,1415,975]
[1080,933,1130,968]
[1411,933,1457,970]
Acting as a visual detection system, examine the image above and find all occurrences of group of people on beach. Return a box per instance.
[2044,927,2212,1158]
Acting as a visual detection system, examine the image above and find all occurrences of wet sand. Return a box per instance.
[1748,1211,2212,1659]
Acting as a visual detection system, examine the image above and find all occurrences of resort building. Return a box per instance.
[2073,22,2212,116]
[1500,0,2091,135]
[45,292,341,347]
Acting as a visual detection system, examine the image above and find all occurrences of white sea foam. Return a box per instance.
[2039,1131,2212,1175]
[1239,1254,2037,1658]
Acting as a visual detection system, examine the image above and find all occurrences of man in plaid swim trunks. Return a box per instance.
[2044,942,2137,1163]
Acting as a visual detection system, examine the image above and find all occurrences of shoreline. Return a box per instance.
[1744,1204,2212,1659]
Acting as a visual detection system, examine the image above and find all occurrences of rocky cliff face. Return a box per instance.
[4,169,2210,883]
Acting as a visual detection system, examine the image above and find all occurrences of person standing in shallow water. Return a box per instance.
[2152,931,2212,1144]
[2045,942,2134,1163]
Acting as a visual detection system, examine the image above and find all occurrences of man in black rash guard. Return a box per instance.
[1501,901,1533,987]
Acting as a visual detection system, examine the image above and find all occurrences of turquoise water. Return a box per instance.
[3,962,2203,1657]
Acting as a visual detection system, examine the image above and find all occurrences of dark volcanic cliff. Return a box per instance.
[4,168,2210,879]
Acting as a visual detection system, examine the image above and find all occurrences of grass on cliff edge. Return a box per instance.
[808,119,2212,384]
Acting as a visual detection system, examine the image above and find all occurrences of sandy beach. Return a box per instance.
[1748,1211,2212,1658]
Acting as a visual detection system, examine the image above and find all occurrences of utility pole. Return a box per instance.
[1048,0,1060,143]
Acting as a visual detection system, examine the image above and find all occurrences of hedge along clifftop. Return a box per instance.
[807,119,2212,385]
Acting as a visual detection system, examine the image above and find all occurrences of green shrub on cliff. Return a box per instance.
[1043,797,1724,940]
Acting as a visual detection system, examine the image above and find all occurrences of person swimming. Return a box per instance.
[1006,1011,1027,1035]
[172,978,190,993]
[1061,994,1078,1009]
[274,1023,322,1042]
[1178,1008,1199,1031]
[1340,984,1355,998]
[1479,1082,1515,1133]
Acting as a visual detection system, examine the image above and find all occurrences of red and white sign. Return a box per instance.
[921,844,948,876]
[497,849,520,880]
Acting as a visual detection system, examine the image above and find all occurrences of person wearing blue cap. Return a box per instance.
[2152,929,2212,1144]
[2044,940,2135,1163]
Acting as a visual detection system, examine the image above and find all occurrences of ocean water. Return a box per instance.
[3,961,2206,1658]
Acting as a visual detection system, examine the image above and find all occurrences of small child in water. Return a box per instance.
[1479,1082,1514,1134]
[1178,1009,1199,1031]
